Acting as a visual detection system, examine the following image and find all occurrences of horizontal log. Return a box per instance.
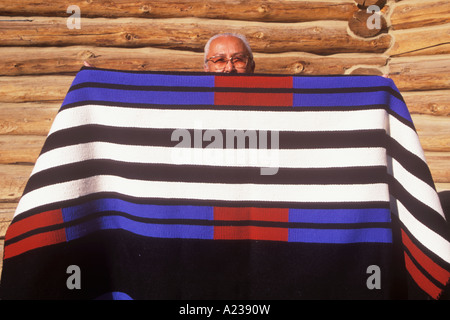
[436,183,450,193]
[0,75,72,103]
[0,203,16,238]
[402,90,450,116]
[411,114,450,152]
[0,45,389,76]
[0,102,60,135]
[0,46,203,75]
[390,0,450,30]
[425,152,450,183]
[257,52,387,75]
[0,164,33,202]
[0,16,393,54]
[0,0,357,22]
[388,23,450,57]
[0,135,45,164]
[388,54,450,91]
[354,0,386,8]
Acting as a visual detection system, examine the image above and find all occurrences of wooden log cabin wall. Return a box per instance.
[0,0,449,278]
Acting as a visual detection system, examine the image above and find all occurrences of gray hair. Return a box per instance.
[203,33,254,64]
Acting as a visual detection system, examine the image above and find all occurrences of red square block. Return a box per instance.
[215,92,293,107]
[213,207,289,241]
[215,76,293,88]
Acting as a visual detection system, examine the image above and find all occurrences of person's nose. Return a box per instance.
[223,59,237,73]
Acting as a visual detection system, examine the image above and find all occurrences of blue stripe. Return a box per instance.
[293,91,411,122]
[65,71,411,122]
[288,228,392,243]
[289,208,391,224]
[293,75,393,89]
[293,91,394,107]
[73,69,215,87]
[62,87,214,106]
[65,215,214,241]
[62,198,214,222]
[61,199,392,243]
[293,75,412,122]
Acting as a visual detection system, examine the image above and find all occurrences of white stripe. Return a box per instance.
[389,156,444,219]
[48,105,388,134]
[31,142,388,175]
[388,115,427,162]
[14,176,389,217]
[397,200,450,264]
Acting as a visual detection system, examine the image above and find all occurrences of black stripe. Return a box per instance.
[65,210,392,229]
[40,125,387,155]
[23,159,389,194]
[60,100,392,113]
[83,212,392,230]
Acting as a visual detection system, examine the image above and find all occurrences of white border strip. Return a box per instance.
[14,176,389,217]
[31,142,388,175]
[48,105,388,134]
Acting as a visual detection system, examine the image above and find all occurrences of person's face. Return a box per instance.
[204,36,255,73]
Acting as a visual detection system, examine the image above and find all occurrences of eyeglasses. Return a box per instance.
[206,54,250,71]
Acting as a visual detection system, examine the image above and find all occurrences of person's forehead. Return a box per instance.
[208,36,248,55]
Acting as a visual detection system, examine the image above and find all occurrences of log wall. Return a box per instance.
[1,0,449,277]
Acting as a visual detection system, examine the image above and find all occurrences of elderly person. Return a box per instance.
[203,33,255,73]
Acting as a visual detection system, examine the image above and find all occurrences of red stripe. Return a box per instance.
[5,209,64,241]
[4,228,67,260]
[404,252,442,299]
[213,207,289,241]
[214,207,288,222]
[215,92,293,107]
[214,226,288,242]
[402,230,450,286]
[215,76,293,88]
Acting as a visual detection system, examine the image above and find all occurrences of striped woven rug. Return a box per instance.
[1,67,449,299]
